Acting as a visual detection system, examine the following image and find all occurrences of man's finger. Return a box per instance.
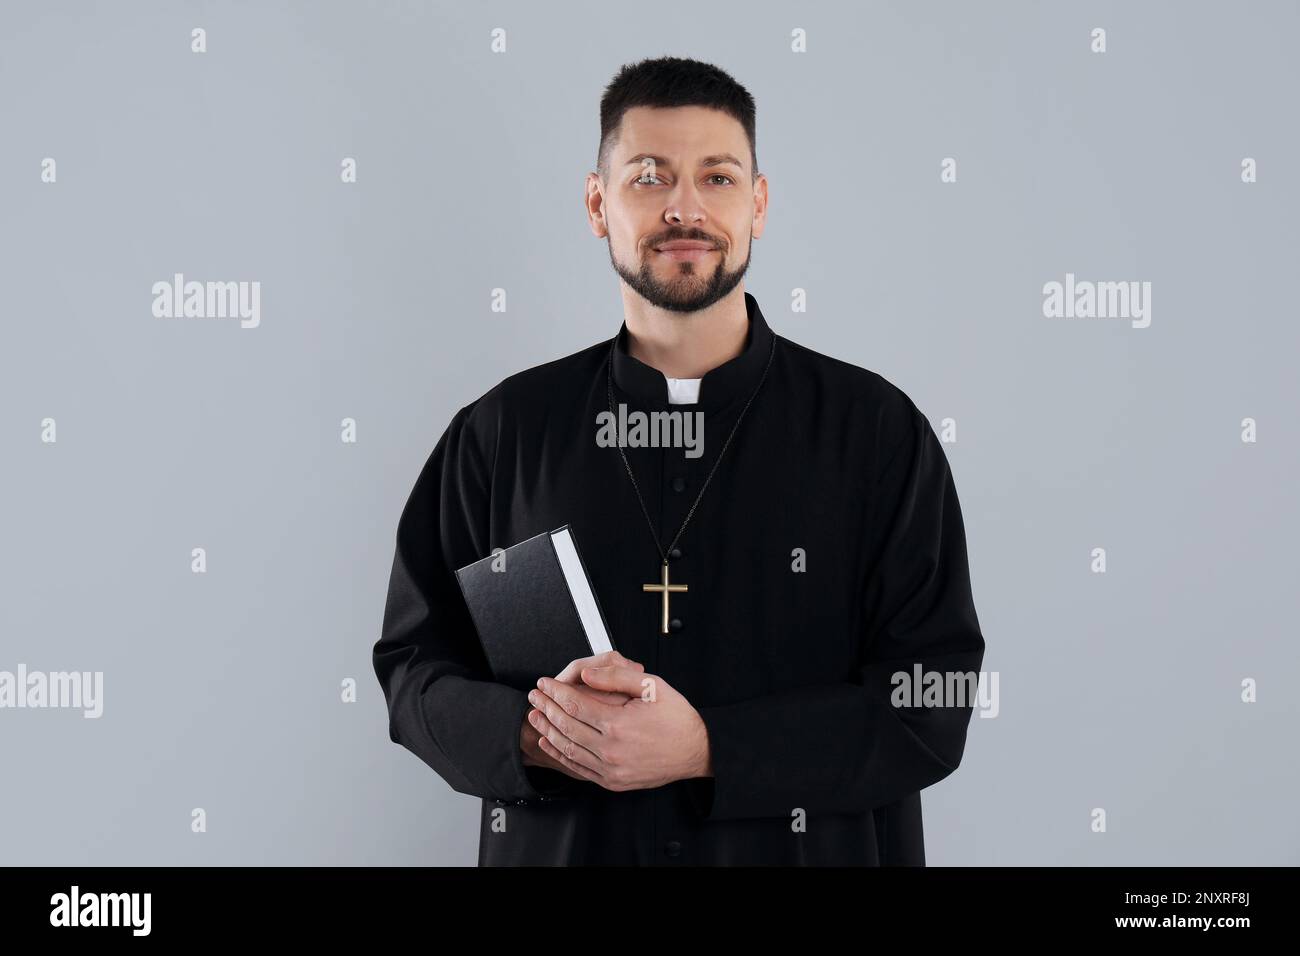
[574,687,634,706]
[527,686,605,756]
[536,735,604,784]
[534,677,617,733]
[555,650,643,685]
[527,705,603,773]
[522,724,588,780]
[580,664,656,699]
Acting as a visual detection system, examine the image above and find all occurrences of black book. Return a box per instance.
[454,526,616,691]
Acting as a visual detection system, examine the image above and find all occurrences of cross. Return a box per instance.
[642,561,688,635]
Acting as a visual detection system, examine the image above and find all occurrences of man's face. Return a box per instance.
[588,106,767,313]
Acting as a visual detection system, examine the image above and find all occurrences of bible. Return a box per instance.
[454,526,616,691]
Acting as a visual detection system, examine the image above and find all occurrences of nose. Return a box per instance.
[664,178,707,226]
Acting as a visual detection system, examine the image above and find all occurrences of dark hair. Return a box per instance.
[597,56,758,183]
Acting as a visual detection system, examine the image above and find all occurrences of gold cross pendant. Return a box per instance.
[642,561,688,635]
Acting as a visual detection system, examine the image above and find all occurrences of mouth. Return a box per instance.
[653,241,719,262]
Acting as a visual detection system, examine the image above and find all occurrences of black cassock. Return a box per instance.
[373,292,985,865]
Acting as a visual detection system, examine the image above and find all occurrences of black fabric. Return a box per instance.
[373,292,985,865]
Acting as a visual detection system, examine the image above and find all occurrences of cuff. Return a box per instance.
[500,690,580,807]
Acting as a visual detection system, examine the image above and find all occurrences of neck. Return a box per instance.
[621,287,748,379]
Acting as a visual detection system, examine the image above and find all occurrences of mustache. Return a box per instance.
[649,233,723,248]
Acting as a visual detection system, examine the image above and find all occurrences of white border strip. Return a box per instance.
[551,528,613,654]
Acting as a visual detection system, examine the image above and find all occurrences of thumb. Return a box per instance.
[581,664,648,697]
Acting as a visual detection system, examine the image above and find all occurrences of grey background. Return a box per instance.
[1,0,1296,865]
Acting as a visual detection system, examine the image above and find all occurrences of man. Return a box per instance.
[373,56,985,865]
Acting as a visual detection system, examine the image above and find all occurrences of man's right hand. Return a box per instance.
[520,650,643,776]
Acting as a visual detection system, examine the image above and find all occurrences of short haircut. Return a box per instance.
[596,55,758,183]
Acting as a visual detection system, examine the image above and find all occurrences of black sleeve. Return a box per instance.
[372,403,580,804]
[686,402,986,820]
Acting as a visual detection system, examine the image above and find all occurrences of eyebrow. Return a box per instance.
[623,153,745,170]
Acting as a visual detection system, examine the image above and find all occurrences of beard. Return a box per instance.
[607,233,752,313]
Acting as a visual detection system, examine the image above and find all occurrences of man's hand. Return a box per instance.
[527,664,712,792]
[519,651,643,778]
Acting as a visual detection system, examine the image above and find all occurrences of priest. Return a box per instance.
[373,55,985,866]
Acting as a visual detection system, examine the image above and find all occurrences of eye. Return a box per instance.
[633,172,735,187]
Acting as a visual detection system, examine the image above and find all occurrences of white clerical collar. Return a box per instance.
[665,376,701,405]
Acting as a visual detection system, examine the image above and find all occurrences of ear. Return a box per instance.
[750,172,769,240]
[585,172,609,238]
